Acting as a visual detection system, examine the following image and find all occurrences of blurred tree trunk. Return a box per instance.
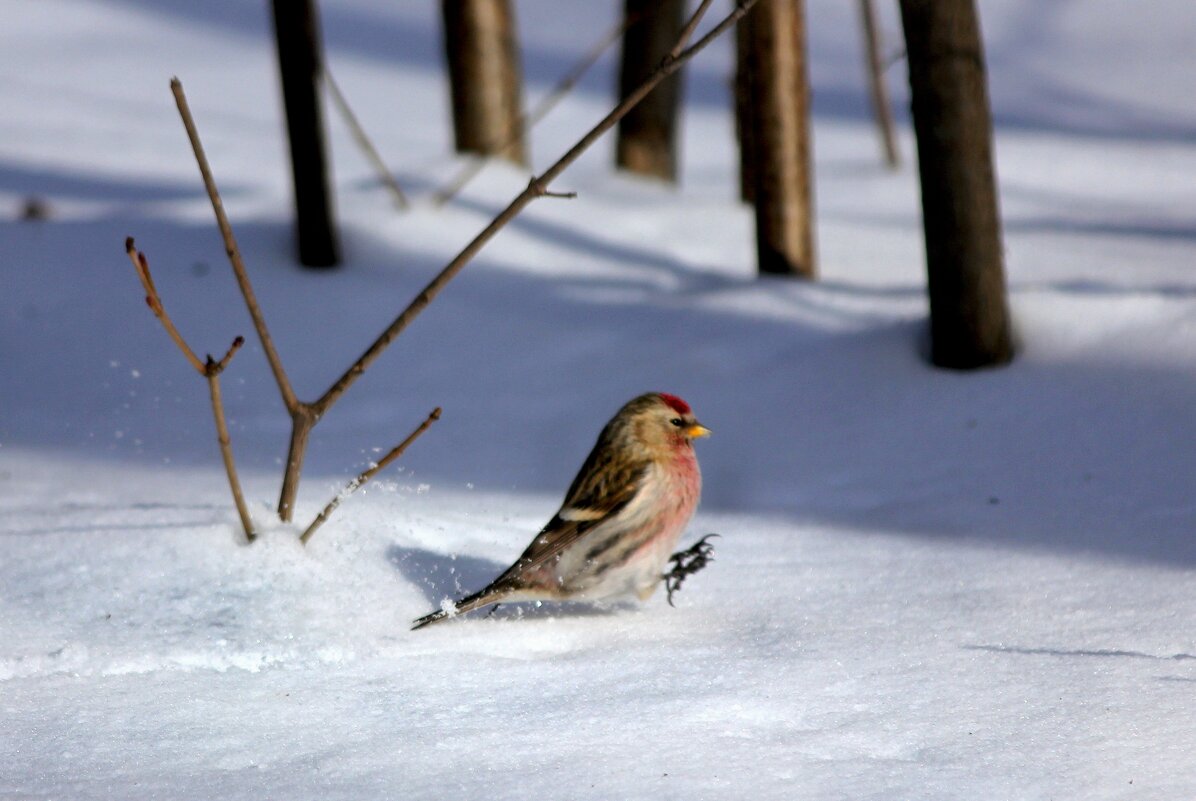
[270,0,341,268]
[898,0,1012,368]
[859,0,900,168]
[738,0,816,278]
[441,0,527,166]
[615,0,686,182]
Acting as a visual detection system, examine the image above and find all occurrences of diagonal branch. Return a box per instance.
[300,407,442,545]
[170,77,301,417]
[859,0,900,168]
[324,66,410,209]
[127,237,205,373]
[310,0,759,420]
[668,0,715,60]
[125,238,256,541]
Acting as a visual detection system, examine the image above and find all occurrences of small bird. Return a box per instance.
[412,392,710,629]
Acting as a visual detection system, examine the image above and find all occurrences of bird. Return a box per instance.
[412,392,710,629]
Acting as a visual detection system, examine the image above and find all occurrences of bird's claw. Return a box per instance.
[664,533,719,607]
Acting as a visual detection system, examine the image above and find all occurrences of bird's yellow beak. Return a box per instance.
[686,424,712,439]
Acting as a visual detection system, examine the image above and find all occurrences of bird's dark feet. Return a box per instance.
[663,534,719,607]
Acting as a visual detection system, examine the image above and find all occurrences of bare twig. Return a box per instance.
[278,410,316,520]
[170,77,301,417]
[300,407,442,545]
[127,239,205,374]
[667,0,715,60]
[125,238,256,541]
[859,0,900,168]
[531,180,578,200]
[205,341,254,539]
[168,0,756,522]
[324,67,410,209]
[432,10,644,206]
[211,335,245,372]
[172,77,317,519]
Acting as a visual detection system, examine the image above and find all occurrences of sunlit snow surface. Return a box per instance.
[3,1,1196,799]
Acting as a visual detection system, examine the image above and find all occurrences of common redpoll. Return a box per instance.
[412,392,710,629]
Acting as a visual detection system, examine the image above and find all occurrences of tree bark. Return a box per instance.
[739,0,816,278]
[615,0,686,182]
[270,0,341,268]
[441,0,527,165]
[899,0,1012,369]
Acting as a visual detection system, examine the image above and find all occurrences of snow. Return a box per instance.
[3,1,1196,798]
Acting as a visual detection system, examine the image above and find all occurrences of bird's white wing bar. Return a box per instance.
[558,506,608,522]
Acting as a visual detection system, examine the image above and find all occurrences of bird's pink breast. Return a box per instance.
[551,443,703,601]
[625,445,702,567]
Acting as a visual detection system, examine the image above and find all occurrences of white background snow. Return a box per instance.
[3,1,1196,798]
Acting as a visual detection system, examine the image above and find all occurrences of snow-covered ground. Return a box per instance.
[3,1,1196,798]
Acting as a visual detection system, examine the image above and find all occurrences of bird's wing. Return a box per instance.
[499,454,650,583]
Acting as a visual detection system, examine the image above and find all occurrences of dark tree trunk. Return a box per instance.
[615,0,686,182]
[270,0,340,268]
[899,0,1013,369]
[441,0,526,166]
[739,0,816,278]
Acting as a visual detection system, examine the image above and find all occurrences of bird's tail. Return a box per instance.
[410,584,511,630]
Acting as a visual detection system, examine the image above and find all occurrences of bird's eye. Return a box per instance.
[670,417,683,427]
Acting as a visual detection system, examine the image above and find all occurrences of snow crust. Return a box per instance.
[2,1,1196,798]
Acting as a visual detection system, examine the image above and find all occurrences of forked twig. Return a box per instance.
[300,407,442,545]
[324,67,410,209]
[125,237,256,541]
[172,77,316,518]
[167,0,757,522]
[128,242,205,374]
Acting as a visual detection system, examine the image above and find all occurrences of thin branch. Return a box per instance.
[310,0,759,419]
[170,77,301,416]
[323,67,410,209]
[126,237,205,373]
[859,0,900,168]
[300,407,442,545]
[667,0,715,60]
[206,360,256,540]
[211,335,245,372]
[125,238,256,541]
[432,9,644,206]
[532,181,578,200]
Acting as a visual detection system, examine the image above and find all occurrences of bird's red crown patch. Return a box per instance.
[659,393,691,415]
